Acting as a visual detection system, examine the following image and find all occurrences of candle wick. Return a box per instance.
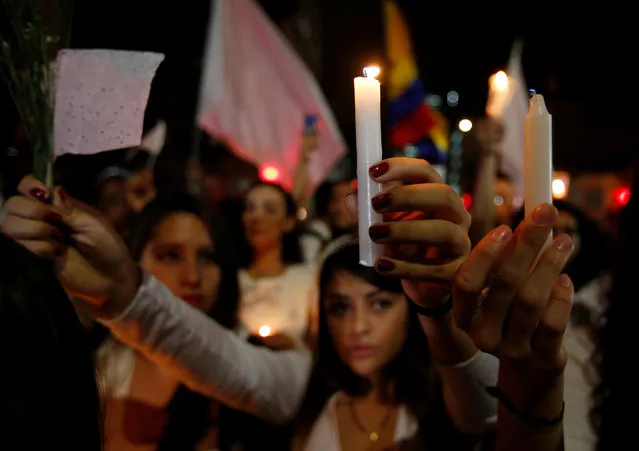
[528,88,537,99]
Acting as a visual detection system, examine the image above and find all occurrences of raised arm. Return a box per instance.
[0,179,311,423]
[103,271,312,423]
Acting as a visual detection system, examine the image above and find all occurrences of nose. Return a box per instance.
[351,304,371,338]
[180,255,202,288]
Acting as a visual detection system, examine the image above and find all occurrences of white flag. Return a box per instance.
[486,41,528,198]
[197,0,346,192]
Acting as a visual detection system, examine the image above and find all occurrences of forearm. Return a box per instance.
[420,313,499,434]
[495,368,565,451]
[470,153,498,243]
[101,272,312,423]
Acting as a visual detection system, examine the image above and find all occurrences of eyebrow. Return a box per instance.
[325,289,385,300]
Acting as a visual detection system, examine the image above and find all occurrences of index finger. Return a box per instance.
[2,195,62,222]
[452,225,513,329]
[369,157,443,185]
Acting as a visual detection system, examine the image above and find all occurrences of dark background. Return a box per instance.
[5,0,639,174]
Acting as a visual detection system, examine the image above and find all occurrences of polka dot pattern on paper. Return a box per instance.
[53,49,164,157]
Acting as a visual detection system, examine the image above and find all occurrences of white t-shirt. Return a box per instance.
[304,392,417,451]
[238,264,317,342]
[563,274,609,451]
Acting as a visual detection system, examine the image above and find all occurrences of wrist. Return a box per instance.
[419,312,477,364]
[497,362,565,421]
[100,264,142,319]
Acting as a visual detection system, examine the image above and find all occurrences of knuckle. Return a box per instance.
[453,269,481,296]
[492,267,524,294]
[516,288,546,312]
[470,324,501,354]
[500,342,531,361]
[537,320,565,340]
[441,184,460,206]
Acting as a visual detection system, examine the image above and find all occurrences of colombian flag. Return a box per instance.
[385,0,448,164]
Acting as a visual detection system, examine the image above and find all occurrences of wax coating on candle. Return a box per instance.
[354,75,384,266]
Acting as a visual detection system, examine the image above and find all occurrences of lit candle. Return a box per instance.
[486,70,510,118]
[258,325,272,337]
[354,66,384,267]
[524,92,553,225]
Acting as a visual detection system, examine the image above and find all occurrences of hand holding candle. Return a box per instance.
[354,66,384,266]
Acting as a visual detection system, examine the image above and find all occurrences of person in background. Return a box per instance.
[94,165,133,236]
[124,149,158,215]
[466,117,518,243]
[98,195,239,451]
[0,232,102,450]
[300,179,357,264]
[238,181,316,347]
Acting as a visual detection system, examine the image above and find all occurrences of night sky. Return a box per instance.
[28,1,639,171]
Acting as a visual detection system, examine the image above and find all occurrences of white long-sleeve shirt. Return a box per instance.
[103,272,498,430]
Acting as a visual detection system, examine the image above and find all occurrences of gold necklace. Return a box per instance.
[349,400,394,442]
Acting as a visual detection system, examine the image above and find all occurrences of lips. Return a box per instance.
[347,345,374,359]
[181,294,204,307]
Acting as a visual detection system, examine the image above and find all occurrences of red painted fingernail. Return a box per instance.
[369,224,390,240]
[371,192,392,211]
[30,188,47,202]
[369,161,389,178]
[376,259,395,272]
[45,212,63,223]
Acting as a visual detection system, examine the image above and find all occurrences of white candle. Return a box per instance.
[354,66,384,267]
[524,92,553,222]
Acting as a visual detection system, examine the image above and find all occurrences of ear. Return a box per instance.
[283,216,296,233]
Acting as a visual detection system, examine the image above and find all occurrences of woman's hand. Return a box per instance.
[367,157,472,307]
[453,204,573,415]
[0,176,139,317]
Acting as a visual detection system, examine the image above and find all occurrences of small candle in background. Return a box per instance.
[258,325,272,337]
[486,70,510,118]
[354,66,384,267]
[524,92,553,244]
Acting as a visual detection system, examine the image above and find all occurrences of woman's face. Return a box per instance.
[242,185,294,250]
[98,178,131,233]
[125,168,157,214]
[140,212,221,312]
[324,269,408,379]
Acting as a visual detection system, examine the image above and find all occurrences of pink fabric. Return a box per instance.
[53,50,164,157]
[197,0,345,192]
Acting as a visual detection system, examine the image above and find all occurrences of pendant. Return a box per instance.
[370,431,379,441]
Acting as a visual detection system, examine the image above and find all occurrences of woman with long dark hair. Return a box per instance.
[98,194,242,450]
[238,181,316,346]
[295,240,475,450]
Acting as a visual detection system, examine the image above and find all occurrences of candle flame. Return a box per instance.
[363,66,381,79]
[492,71,509,92]
[258,325,271,337]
